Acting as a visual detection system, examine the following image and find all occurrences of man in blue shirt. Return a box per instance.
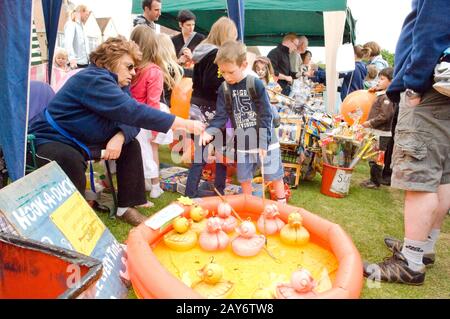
[364,0,450,285]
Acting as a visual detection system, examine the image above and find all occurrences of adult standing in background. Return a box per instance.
[133,0,162,31]
[364,0,450,285]
[185,17,238,199]
[290,35,309,79]
[340,45,368,101]
[267,33,300,95]
[171,9,205,72]
[64,5,91,69]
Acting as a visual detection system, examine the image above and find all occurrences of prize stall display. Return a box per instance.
[270,78,332,187]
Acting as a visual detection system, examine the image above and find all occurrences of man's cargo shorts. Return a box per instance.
[391,88,450,192]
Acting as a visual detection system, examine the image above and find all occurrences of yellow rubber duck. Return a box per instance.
[163,216,197,251]
[189,205,209,234]
[280,212,310,246]
[192,261,234,299]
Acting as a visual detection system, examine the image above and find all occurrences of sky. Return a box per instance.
[72,0,413,63]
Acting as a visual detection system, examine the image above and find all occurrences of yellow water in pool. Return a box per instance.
[153,232,338,298]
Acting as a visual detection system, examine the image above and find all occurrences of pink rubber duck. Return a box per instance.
[257,203,285,235]
[216,202,238,233]
[231,221,266,257]
[276,268,317,299]
[199,217,230,251]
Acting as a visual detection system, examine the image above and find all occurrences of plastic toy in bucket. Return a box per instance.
[321,163,353,198]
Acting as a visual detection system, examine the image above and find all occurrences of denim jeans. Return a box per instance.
[185,144,226,198]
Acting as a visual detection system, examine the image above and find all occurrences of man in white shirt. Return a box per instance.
[64,5,91,69]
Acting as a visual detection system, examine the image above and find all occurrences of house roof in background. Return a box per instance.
[96,17,111,33]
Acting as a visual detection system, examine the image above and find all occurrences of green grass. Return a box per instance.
[95,146,450,299]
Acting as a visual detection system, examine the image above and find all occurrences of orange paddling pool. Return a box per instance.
[127,195,363,298]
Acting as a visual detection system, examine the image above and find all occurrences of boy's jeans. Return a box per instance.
[185,144,226,198]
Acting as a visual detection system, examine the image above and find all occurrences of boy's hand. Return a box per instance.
[361,121,371,128]
[199,131,214,146]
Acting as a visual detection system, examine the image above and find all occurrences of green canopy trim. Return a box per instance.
[132,0,355,46]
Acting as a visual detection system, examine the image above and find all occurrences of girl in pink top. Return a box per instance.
[130,26,165,200]
[51,48,70,91]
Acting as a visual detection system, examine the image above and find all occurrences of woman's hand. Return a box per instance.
[171,118,205,135]
[186,120,205,135]
[103,131,125,160]
[181,48,193,61]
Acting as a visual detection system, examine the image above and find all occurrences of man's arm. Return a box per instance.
[268,48,293,83]
[404,0,450,94]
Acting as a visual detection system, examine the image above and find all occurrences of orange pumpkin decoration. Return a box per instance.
[340,90,376,125]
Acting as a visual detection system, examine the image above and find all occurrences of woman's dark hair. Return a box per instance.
[301,50,312,61]
[177,10,196,24]
[379,67,394,81]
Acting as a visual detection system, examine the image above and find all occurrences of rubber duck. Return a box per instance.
[163,216,197,251]
[192,261,234,299]
[280,212,310,246]
[231,221,266,257]
[252,287,275,299]
[189,204,209,234]
[257,203,285,235]
[276,268,317,299]
[216,202,238,233]
[199,217,229,251]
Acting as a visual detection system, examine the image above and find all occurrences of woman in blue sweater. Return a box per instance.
[29,37,204,226]
[340,45,368,101]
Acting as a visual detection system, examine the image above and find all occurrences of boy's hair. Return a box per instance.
[177,10,196,24]
[354,45,365,59]
[365,64,378,80]
[379,67,394,81]
[214,41,247,66]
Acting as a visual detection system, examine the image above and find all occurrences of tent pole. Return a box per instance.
[323,11,346,115]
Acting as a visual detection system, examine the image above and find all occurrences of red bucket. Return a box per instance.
[320,163,353,198]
